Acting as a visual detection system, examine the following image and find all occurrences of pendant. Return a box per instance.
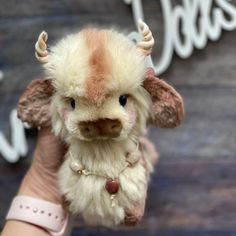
[105,179,120,194]
[105,179,120,208]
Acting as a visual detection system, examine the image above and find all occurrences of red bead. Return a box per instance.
[105,179,120,194]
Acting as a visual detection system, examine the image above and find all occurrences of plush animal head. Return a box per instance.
[17,21,184,143]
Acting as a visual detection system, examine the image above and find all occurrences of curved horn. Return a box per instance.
[137,20,155,56]
[35,31,49,63]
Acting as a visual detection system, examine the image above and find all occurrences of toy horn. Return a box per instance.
[137,20,155,56]
[35,31,49,63]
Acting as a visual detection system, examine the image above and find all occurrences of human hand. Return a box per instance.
[2,127,68,236]
[18,127,67,205]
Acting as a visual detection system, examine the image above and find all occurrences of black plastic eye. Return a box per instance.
[70,98,76,109]
[119,94,128,107]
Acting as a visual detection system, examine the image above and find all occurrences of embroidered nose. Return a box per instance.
[79,119,122,138]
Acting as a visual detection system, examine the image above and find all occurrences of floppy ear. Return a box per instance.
[143,68,184,128]
[17,79,54,128]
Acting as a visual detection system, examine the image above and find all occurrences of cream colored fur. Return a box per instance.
[59,140,147,226]
[45,28,154,226]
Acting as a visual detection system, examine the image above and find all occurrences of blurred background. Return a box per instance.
[0,0,236,235]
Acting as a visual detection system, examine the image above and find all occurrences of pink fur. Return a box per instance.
[63,109,69,123]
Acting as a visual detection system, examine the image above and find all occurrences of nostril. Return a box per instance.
[111,124,118,129]
[109,121,122,133]
[82,126,94,136]
[79,119,122,138]
[111,124,121,132]
[84,127,90,133]
[79,122,100,138]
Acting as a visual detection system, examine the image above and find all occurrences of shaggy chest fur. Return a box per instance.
[58,139,147,226]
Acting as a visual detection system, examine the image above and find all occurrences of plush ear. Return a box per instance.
[143,68,184,128]
[17,79,54,128]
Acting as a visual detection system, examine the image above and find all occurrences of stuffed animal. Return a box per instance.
[17,21,184,227]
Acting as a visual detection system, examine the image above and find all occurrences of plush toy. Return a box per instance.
[17,21,184,227]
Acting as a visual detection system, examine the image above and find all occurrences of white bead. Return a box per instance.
[70,161,83,173]
[126,151,141,165]
[33,208,38,213]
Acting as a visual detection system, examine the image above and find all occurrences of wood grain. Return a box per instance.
[0,0,131,17]
[0,0,236,235]
[0,17,235,85]
[0,0,166,18]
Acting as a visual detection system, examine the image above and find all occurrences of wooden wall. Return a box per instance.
[0,1,236,235]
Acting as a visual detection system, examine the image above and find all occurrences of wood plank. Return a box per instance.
[0,0,166,18]
[1,65,236,159]
[162,30,236,86]
[1,160,236,231]
[149,84,236,161]
[0,64,43,92]
[0,0,132,18]
[71,228,236,236]
[150,118,236,161]
[7,0,234,20]
[0,15,134,66]
[146,161,236,230]
[0,16,235,85]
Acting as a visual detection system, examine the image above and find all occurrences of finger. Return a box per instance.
[34,126,67,171]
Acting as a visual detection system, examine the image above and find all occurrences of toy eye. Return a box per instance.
[70,98,76,109]
[119,94,128,107]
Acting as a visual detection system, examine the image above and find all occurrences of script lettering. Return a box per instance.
[124,0,236,74]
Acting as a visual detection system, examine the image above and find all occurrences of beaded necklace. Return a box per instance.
[69,143,140,207]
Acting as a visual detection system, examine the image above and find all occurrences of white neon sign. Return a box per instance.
[0,110,28,163]
[124,0,236,74]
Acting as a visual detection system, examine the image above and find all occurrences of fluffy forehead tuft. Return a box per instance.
[44,28,146,101]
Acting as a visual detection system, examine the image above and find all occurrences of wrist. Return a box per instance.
[18,167,63,205]
[5,196,69,236]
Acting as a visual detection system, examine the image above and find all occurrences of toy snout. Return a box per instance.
[79,119,122,139]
